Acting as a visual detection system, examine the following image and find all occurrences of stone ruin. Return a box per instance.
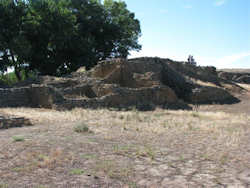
[0,113,32,129]
[0,57,242,111]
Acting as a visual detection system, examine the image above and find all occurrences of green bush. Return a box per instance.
[12,136,25,142]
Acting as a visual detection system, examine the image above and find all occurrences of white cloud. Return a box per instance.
[214,0,227,7]
[215,52,250,68]
[195,52,250,68]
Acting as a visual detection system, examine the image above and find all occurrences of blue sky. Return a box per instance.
[125,0,250,68]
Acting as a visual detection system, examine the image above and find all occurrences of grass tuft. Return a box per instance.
[74,122,91,133]
[70,168,85,175]
[12,136,25,142]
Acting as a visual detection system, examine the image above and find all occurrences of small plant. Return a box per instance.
[35,185,48,188]
[70,168,85,175]
[74,123,91,133]
[12,136,25,142]
[81,153,97,160]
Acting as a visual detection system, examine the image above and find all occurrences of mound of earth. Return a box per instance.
[0,57,243,110]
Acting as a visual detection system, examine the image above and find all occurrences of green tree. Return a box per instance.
[68,0,141,70]
[23,0,77,75]
[0,0,29,80]
[0,0,141,76]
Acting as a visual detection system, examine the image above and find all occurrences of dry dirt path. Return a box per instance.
[0,87,250,187]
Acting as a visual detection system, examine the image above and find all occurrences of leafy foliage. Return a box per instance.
[0,70,36,86]
[0,0,141,76]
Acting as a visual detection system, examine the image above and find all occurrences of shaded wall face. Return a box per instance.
[0,88,31,107]
[0,86,64,108]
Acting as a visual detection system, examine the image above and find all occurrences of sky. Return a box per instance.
[125,0,250,68]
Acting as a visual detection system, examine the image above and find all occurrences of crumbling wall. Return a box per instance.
[0,87,30,107]
[0,85,64,108]
[0,115,32,129]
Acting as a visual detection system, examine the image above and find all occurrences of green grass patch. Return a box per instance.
[70,168,85,175]
[12,136,25,142]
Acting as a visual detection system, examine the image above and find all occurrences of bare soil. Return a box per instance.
[0,85,250,188]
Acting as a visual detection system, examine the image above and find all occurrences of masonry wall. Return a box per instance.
[0,115,32,129]
[0,87,30,107]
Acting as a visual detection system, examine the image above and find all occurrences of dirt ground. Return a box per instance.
[0,84,250,188]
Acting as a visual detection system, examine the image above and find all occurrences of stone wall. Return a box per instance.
[0,87,30,107]
[0,114,32,129]
[0,85,64,108]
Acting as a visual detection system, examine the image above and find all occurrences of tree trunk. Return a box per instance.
[24,67,30,79]
[14,66,22,81]
[10,50,22,81]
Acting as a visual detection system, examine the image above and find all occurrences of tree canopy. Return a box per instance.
[0,0,141,77]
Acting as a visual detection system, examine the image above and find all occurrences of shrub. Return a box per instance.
[12,136,25,142]
[74,123,91,133]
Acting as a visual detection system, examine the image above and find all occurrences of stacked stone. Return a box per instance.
[0,115,32,129]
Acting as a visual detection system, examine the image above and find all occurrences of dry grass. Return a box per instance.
[189,78,218,87]
[1,107,248,154]
[0,104,250,187]
[238,83,250,91]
